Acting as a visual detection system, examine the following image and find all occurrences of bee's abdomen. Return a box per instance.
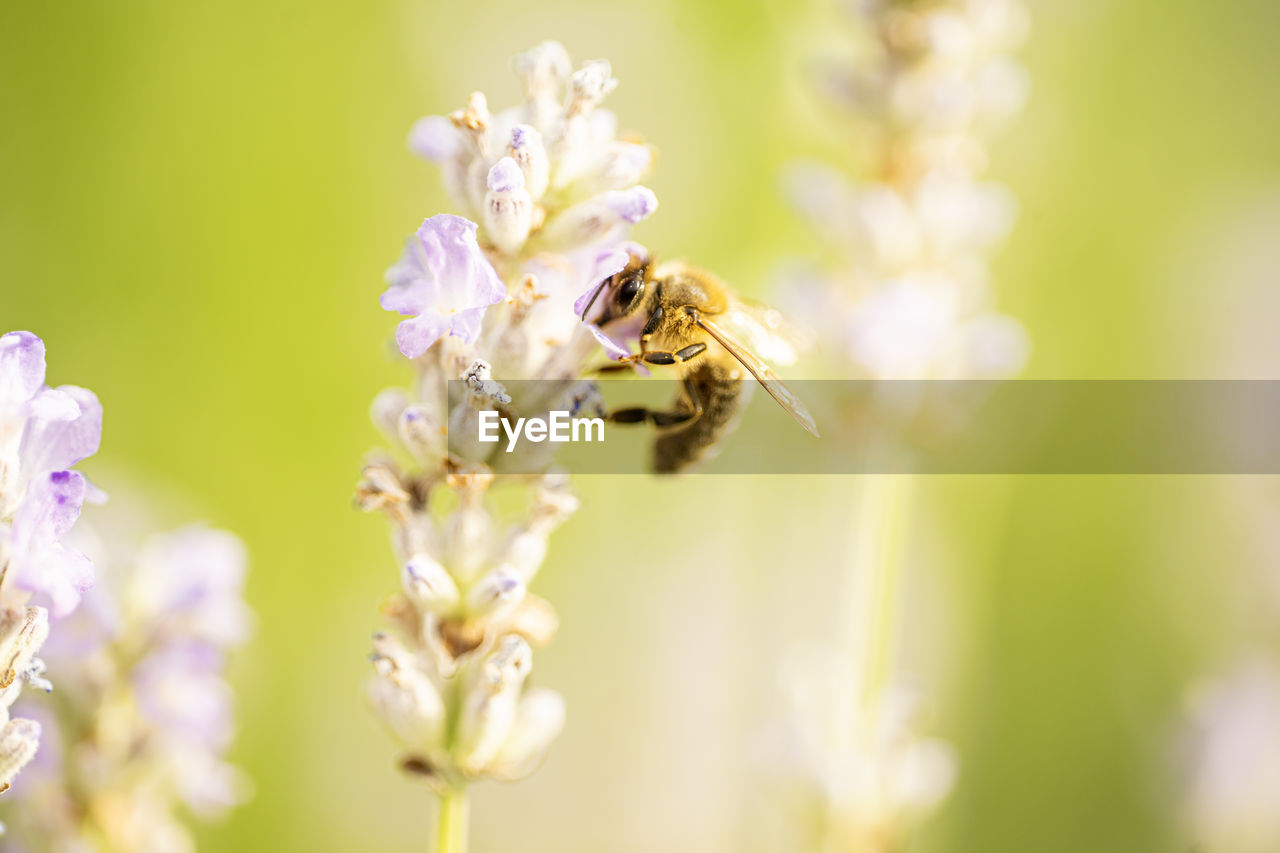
[653,361,747,473]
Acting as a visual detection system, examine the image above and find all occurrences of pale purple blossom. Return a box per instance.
[4,518,251,845]
[0,330,100,796]
[1,331,101,615]
[132,524,252,646]
[7,471,93,617]
[380,215,508,358]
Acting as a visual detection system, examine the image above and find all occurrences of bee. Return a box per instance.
[579,251,819,472]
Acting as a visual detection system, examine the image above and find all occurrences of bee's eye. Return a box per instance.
[617,275,642,307]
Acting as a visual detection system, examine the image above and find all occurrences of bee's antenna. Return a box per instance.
[579,279,608,322]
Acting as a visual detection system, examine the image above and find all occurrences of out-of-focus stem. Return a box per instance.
[435,787,469,853]
[844,474,915,728]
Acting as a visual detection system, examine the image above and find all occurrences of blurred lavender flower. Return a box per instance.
[2,521,251,849]
[361,41,656,849]
[0,330,100,796]
[758,647,956,853]
[1183,660,1280,853]
[781,0,1030,380]
[766,1,1031,846]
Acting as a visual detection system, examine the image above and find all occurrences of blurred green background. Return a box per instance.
[3,0,1280,850]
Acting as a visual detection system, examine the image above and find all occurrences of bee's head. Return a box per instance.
[579,251,651,325]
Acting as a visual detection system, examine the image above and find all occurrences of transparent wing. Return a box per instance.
[713,301,813,366]
[697,313,820,437]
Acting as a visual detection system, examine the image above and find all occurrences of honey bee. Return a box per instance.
[579,251,819,472]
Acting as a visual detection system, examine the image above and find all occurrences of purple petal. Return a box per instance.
[587,324,633,360]
[14,470,87,546]
[603,186,658,223]
[9,473,93,616]
[134,642,234,745]
[448,306,489,344]
[487,157,525,193]
[0,331,46,409]
[380,215,507,358]
[19,385,102,475]
[407,115,461,163]
[379,281,423,316]
[572,247,631,318]
[395,314,452,359]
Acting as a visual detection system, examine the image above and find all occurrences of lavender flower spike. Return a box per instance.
[0,330,100,796]
[361,42,658,850]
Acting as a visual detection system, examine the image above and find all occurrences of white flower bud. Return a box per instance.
[513,41,571,130]
[508,595,559,647]
[0,606,49,708]
[398,404,445,463]
[569,142,654,200]
[567,60,617,117]
[484,157,533,256]
[0,717,41,793]
[453,636,532,774]
[537,186,657,251]
[369,634,446,752]
[507,125,550,201]
[490,687,566,781]
[370,388,411,443]
[496,533,549,584]
[466,567,526,620]
[355,463,410,512]
[402,555,460,613]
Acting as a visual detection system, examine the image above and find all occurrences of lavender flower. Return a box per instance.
[0,521,251,848]
[1182,660,1280,852]
[765,1,1031,845]
[0,331,100,795]
[782,0,1030,380]
[361,42,656,849]
[382,215,509,358]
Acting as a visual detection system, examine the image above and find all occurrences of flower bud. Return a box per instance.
[570,141,653,200]
[484,158,533,256]
[513,41,571,130]
[507,125,550,201]
[0,606,49,701]
[566,60,617,118]
[369,634,446,751]
[466,567,526,620]
[537,186,657,251]
[402,555,460,613]
[370,388,411,443]
[398,404,446,463]
[453,636,531,774]
[408,115,462,163]
[489,687,566,781]
[0,717,41,793]
[355,463,410,512]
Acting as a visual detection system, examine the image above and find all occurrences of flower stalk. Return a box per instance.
[436,787,469,853]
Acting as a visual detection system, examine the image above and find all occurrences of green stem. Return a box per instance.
[435,787,469,853]
[844,474,915,729]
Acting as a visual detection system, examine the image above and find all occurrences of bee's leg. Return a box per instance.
[623,343,708,367]
[637,287,665,355]
[605,374,705,428]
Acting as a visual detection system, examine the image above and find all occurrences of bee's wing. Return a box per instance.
[696,313,820,437]
[725,300,812,366]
